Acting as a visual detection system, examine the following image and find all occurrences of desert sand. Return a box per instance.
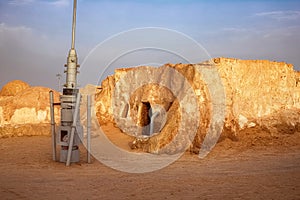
[0,123,299,200]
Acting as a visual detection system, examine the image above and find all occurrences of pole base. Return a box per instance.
[59,147,80,163]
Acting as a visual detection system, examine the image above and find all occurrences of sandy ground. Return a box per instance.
[0,124,300,200]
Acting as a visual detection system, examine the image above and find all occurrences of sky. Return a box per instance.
[0,0,300,90]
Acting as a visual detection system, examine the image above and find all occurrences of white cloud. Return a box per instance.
[47,0,70,7]
[8,0,70,7]
[0,23,32,33]
[255,10,300,21]
[8,0,35,5]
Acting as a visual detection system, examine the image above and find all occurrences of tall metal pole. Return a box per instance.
[71,0,76,50]
[65,0,79,89]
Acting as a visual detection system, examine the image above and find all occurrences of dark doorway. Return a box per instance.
[140,102,152,136]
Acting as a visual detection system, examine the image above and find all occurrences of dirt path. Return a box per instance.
[0,126,300,200]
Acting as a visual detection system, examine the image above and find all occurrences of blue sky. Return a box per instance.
[0,0,300,89]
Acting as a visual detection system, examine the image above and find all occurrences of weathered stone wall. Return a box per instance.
[1,57,299,151]
[0,81,60,137]
[215,58,300,134]
[95,58,300,153]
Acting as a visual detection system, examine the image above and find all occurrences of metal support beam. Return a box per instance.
[87,95,91,164]
[66,93,81,166]
[49,91,56,161]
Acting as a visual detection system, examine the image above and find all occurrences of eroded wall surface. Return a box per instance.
[95,58,300,153]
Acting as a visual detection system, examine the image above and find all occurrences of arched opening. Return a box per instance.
[138,101,152,136]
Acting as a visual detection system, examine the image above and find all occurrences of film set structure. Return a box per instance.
[49,0,92,166]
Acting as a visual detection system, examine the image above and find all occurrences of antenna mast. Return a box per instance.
[71,0,76,50]
[65,0,79,89]
[56,0,83,165]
